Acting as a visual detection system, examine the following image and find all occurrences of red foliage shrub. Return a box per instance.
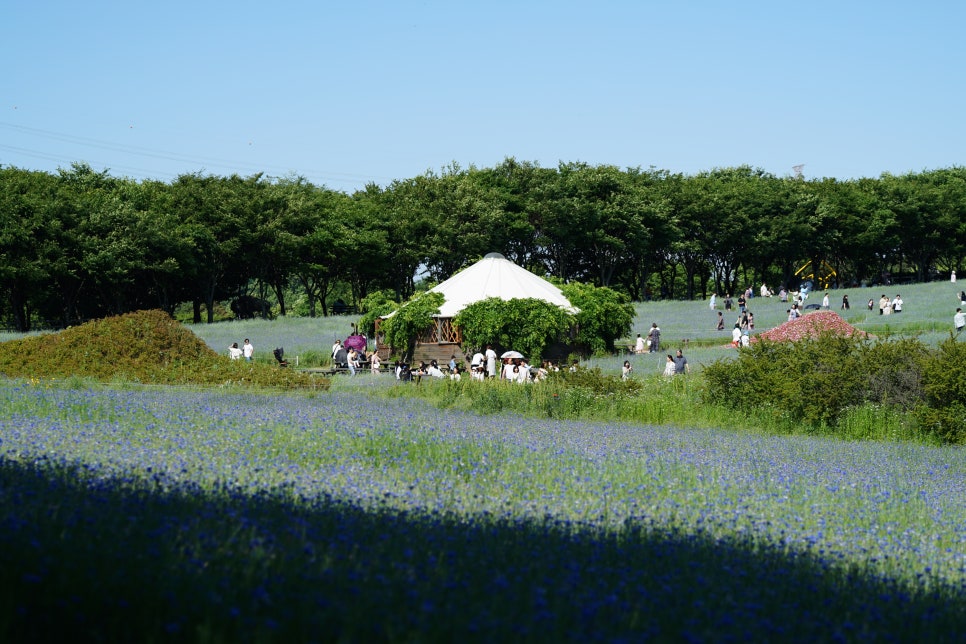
[753,311,869,343]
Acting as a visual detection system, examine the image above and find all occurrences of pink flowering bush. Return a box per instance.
[753,311,869,343]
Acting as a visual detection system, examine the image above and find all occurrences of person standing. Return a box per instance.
[724,294,734,311]
[662,354,676,378]
[635,333,646,354]
[647,323,661,353]
[732,324,742,348]
[709,292,717,310]
[878,294,890,315]
[822,292,830,309]
[955,308,965,334]
[892,294,903,313]
[471,348,485,372]
[370,351,381,374]
[242,339,254,361]
[485,344,497,379]
[228,342,243,360]
[841,294,850,310]
[672,349,689,375]
[716,311,725,330]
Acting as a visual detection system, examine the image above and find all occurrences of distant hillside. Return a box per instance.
[0,310,326,389]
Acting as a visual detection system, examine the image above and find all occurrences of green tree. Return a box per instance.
[0,167,62,330]
[357,289,399,337]
[559,281,634,355]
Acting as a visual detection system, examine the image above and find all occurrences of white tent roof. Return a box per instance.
[428,253,578,318]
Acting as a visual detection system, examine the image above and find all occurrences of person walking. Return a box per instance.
[242,339,254,361]
[662,354,676,378]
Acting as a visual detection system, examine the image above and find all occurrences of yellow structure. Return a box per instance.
[794,260,837,290]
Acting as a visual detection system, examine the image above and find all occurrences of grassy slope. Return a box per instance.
[0,310,327,390]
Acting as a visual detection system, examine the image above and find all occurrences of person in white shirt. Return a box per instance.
[955,308,965,334]
[470,349,484,372]
[502,359,515,381]
[426,361,445,378]
[228,342,243,360]
[242,339,254,361]
[485,345,497,378]
[634,333,646,354]
[892,294,903,313]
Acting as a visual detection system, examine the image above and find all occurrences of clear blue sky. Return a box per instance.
[3,1,964,193]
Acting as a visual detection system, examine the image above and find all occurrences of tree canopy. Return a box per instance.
[2,159,965,332]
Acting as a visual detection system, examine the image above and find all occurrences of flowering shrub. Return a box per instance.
[753,310,869,343]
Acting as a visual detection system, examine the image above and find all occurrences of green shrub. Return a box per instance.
[380,291,444,361]
[454,297,573,361]
[0,310,328,390]
[702,333,928,429]
[915,337,966,444]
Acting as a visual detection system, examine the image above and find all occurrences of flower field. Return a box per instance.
[2,380,965,640]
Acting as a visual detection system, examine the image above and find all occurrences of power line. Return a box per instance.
[0,121,394,188]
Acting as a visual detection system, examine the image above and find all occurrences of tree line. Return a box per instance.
[2,159,965,332]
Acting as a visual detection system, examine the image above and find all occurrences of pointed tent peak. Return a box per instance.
[427,254,578,318]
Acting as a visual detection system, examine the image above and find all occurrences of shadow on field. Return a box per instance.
[1,457,962,642]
